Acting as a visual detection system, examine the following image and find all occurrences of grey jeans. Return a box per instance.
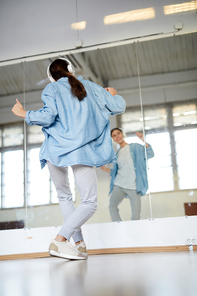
[109,185,141,221]
[47,162,97,243]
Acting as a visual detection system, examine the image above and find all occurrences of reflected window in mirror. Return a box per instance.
[173,102,197,190]
[175,129,197,190]
[121,109,142,132]
[3,150,24,208]
[0,124,24,208]
[0,123,75,210]
[120,99,197,194]
[27,148,50,206]
[27,125,45,144]
[143,107,173,193]
[124,131,173,192]
[173,103,197,126]
[3,124,23,147]
[146,132,173,193]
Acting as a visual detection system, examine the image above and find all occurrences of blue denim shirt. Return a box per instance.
[25,76,126,169]
[109,143,154,196]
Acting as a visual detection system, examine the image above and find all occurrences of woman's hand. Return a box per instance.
[135,132,144,142]
[12,99,27,118]
[105,87,117,96]
[100,165,111,173]
[135,132,149,148]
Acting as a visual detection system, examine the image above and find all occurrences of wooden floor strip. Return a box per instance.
[0,252,50,261]
[0,245,196,261]
[87,245,190,255]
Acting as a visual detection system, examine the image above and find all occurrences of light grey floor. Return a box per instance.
[0,251,197,296]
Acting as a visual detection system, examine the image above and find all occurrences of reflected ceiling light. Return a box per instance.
[183,111,197,115]
[173,113,180,117]
[71,21,86,30]
[103,7,155,25]
[164,1,197,15]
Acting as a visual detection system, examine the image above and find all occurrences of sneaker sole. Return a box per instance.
[49,250,87,260]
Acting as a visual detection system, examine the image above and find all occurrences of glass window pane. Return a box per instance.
[148,155,172,169]
[177,165,197,190]
[146,133,171,156]
[146,132,173,192]
[124,132,173,192]
[173,103,197,126]
[174,129,197,189]
[121,109,143,133]
[27,148,50,206]
[148,167,174,192]
[121,110,141,123]
[2,150,24,208]
[122,121,144,133]
[124,135,144,145]
[28,125,45,144]
[144,107,167,129]
[174,128,197,146]
[3,124,23,147]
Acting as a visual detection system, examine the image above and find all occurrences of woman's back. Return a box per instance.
[25,75,126,169]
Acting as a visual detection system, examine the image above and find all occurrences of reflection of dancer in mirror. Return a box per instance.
[12,58,126,260]
[100,128,154,222]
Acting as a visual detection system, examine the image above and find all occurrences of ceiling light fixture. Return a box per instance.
[104,7,155,25]
[164,1,197,15]
[71,21,86,30]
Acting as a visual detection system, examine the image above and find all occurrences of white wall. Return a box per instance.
[1,216,197,256]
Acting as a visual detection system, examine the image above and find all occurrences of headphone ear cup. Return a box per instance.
[47,65,56,82]
[59,58,75,74]
[67,64,74,74]
[47,58,75,82]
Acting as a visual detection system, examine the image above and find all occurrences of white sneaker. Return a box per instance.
[75,241,88,258]
[49,239,87,260]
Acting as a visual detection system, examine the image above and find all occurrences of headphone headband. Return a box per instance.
[47,58,75,82]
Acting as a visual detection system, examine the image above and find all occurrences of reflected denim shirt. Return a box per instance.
[109,143,154,196]
[25,76,126,169]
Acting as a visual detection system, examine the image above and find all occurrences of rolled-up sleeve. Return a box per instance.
[137,143,154,160]
[25,84,58,127]
[92,85,126,116]
[104,93,126,115]
[146,144,154,159]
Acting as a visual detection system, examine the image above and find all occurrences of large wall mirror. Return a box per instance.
[0,32,196,231]
[137,35,197,219]
[117,33,197,220]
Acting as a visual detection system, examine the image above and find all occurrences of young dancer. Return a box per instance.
[100,128,154,221]
[12,58,126,260]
